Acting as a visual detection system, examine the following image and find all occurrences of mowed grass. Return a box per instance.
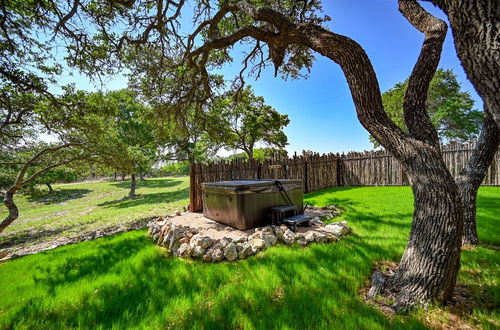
[0,177,189,250]
[0,186,498,329]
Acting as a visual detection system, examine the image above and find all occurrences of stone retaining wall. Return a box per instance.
[147,208,351,263]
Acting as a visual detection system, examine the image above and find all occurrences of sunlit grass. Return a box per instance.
[0,177,189,250]
[0,186,498,329]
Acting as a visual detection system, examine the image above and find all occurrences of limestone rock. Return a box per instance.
[236,242,253,259]
[325,222,351,236]
[310,217,325,227]
[203,239,226,262]
[146,212,350,263]
[249,238,266,251]
[177,243,192,258]
[325,233,338,242]
[224,242,238,261]
[220,237,233,248]
[191,234,214,249]
[211,248,224,262]
[255,226,273,234]
[296,237,308,246]
[282,229,296,245]
[304,231,316,243]
[162,224,176,246]
[262,233,278,247]
[202,252,212,262]
[248,232,263,240]
[295,232,305,239]
[320,212,334,220]
[169,227,189,249]
[192,245,206,258]
[314,233,328,243]
[204,240,225,262]
[272,226,284,241]
[0,249,8,259]
[233,237,247,244]
[178,237,189,245]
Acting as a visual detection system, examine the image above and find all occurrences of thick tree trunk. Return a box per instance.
[294,2,461,308]
[242,146,253,160]
[129,173,136,198]
[456,110,500,245]
[426,0,500,128]
[187,0,465,309]
[460,188,479,246]
[46,183,54,194]
[121,172,126,181]
[390,146,463,310]
[113,172,117,181]
[0,190,19,233]
[302,28,462,308]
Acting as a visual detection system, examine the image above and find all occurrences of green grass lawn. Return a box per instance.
[0,186,498,329]
[0,177,189,252]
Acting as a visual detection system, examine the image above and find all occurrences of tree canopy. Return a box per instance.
[215,86,289,159]
[370,68,483,147]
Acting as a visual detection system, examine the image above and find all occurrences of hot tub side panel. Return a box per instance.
[202,184,304,230]
[202,189,241,229]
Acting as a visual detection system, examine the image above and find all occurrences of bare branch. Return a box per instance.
[53,0,81,37]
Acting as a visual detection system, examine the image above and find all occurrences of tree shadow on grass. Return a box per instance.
[97,187,189,209]
[0,225,75,248]
[2,231,428,329]
[109,178,184,190]
[26,189,93,205]
[2,187,497,329]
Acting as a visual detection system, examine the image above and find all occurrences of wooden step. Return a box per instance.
[281,214,312,231]
[269,205,297,213]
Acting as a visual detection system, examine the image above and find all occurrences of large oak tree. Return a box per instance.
[2,0,498,309]
[0,86,112,232]
[214,86,289,160]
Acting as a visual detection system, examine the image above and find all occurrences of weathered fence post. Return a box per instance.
[189,162,203,212]
[304,159,309,193]
[336,156,342,187]
[189,161,196,211]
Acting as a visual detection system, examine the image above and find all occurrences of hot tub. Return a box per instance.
[201,179,304,230]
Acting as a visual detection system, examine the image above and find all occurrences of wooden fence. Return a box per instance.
[189,142,500,211]
[189,153,338,211]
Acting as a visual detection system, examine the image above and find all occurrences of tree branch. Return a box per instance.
[13,143,78,189]
[399,0,446,147]
[53,0,81,37]
[184,2,419,160]
[457,108,500,188]
[20,155,92,186]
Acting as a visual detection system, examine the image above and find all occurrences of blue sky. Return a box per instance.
[58,0,482,155]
